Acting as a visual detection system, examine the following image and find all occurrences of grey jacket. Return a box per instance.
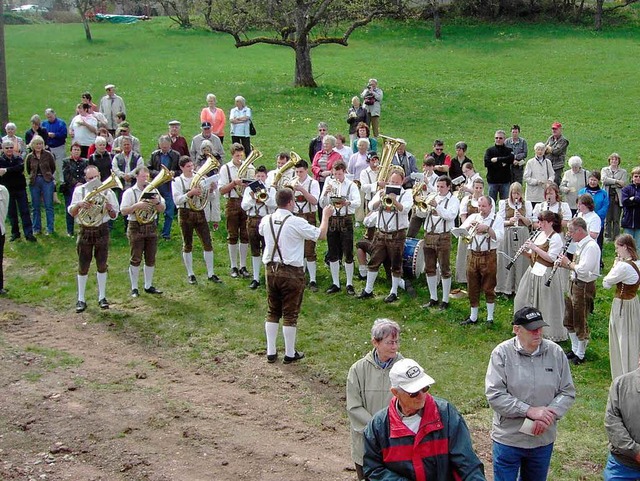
[485,338,576,448]
[601,166,628,207]
[606,368,640,469]
[346,350,403,465]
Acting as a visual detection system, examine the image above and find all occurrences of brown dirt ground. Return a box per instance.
[0,299,493,481]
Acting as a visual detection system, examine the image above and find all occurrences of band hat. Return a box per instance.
[389,358,435,394]
[168,120,181,126]
[201,121,212,128]
[552,121,562,129]
[367,150,379,161]
[512,306,549,331]
[104,84,115,90]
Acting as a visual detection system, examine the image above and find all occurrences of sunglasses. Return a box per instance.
[407,386,430,398]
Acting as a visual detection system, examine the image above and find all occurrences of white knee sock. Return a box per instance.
[569,332,579,354]
[129,265,140,290]
[487,302,495,321]
[183,252,194,276]
[470,307,479,321]
[359,264,368,277]
[204,250,214,277]
[252,256,262,282]
[265,321,279,356]
[283,325,297,358]
[442,277,452,302]
[96,272,107,300]
[77,274,88,302]
[345,262,354,286]
[307,261,317,283]
[399,279,406,290]
[330,261,340,287]
[426,275,438,301]
[391,276,400,295]
[239,243,249,269]
[365,271,378,293]
[143,265,154,289]
[228,244,239,269]
[576,339,589,359]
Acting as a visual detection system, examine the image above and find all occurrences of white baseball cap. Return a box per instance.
[389,358,435,394]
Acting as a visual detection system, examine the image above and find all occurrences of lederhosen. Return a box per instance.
[563,243,596,340]
[178,176,212,253]
[77,184,110,275]
[224,163,248,244]
[467,216,497,306]
[368,192,407,276]
[246,199,270,257]
[127,186,159,268]
[293,177,317,261]
[424,195,452,278]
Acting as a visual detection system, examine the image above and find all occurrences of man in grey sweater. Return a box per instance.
[485,307,576,481]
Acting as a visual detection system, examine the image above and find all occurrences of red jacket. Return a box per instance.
[311,150,342,181]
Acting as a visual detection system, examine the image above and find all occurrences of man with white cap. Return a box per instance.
[168,120,189,157]
[485,306,576,481]
[364,358,486,480]
[99,84,126,136]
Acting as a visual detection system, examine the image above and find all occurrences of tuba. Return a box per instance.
[134,165,174,224]
[376,135,405,191]
[77,172,123,227]
[234,147,262,196]
[273,151,299,189]
[188,154,220,211]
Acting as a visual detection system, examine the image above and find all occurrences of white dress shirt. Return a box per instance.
[603,259,640,289]
[120,183,165,221]
[319,178,361,216]
[368,188,413,232]
[241,184,277,216]
[460,212,505,251]
[572,236,600,282]
[423,192,460,234]
[293,175,320,214]
[259,208,322,267]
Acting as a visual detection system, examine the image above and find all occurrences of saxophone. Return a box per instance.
[188,154,220,211]
[77,172,123,227]
[234,147,261,196]
[134,165,174,224]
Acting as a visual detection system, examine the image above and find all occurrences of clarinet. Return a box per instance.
[506,228,540,271]
[545,234,573,287]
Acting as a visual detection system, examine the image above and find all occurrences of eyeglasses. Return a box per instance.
[407,386,430,398]
[495,137,504,140]
[434,148,443,151]
[383,339,400,345]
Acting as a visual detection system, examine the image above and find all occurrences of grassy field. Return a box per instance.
[4,17,640,479]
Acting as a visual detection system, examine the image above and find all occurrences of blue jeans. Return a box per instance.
[489,183,510,204]
[492,441,554,481]
[7,188,34,238]
[603,453,640,480]
[159,186,175,238]
[30,176,55,234]
[623,228,640,249]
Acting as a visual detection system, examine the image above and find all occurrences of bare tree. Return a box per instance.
[0,1,8,130]
[199,0,398,87]
[158,0,193,28]
[594,0,639,30]
[75,0,99,41]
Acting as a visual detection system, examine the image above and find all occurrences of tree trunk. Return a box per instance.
[595,0,603,30]
[0,0,8,130]
[82,15,93,41]
[433,2,441,39]
[294,41,316,88]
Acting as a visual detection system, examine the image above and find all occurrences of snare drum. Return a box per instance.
[403,237,425,278]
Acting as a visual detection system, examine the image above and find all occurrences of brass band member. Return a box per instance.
[291,159,321,291]
[258,189,332,364]
[120,167,166,297]
[319,161,361,295]
[219,143,254,278]
[357,169,413,303]
[422,176,460,310]
[68,165,119,312]
[558,217,601,365]
[459,196,504,325]
[173,156,221,284]
[454,178,489,285]
[406,156,437,239]
[195,139,222,231]
[514,211,567,341]
[532,182,572,230]
[356,151,381,280]
[266,152,294,189]
[241,165,276,289]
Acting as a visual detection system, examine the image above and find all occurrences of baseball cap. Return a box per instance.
[389,359,435,394]
[551,122,562,129]
[367,150,379,161]
[201,121,212,128]
[168,120,181,126]
[512,307,549,330]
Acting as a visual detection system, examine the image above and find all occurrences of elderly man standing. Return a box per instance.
[190,121,224,163]
[149,135,181,240]
[0,183,8,295]
[41,108,68,182]
[364,358,486,480]
[485,307,576,481]
[545,121,569,186]
[523,142,554,207]
[99,84,126,136]
[484,130,514,203]
[604,356,640,480]
[346,318,403,481]
[168,120,190,157]
[392,141,418,189]
[0,140,36,242]
[361,79,383,138]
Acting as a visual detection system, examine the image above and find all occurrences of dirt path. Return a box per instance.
[0,300,356,481]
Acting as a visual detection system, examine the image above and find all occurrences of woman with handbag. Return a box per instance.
[229,95,252,155]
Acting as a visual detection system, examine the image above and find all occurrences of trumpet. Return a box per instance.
[462,220,481,244]
[284,175,300,191]
[506,228,541,271]
[255,188,269,203]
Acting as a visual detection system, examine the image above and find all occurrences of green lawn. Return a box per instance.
[4,17,639,479]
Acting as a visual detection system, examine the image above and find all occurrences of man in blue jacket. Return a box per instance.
[364,358,486,480]
[42,108,68,183]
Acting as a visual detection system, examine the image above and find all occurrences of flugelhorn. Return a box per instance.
[77,171,123,227]
[135,165,174,224]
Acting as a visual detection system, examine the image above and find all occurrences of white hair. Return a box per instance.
[94,136,107,146]
[5,122,16,131]
[534,142,546,151]
[234,96,246,107]
[568,155,583,168]
[357,138,370,149]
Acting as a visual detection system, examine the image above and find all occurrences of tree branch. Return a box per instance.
[604,0,638,11]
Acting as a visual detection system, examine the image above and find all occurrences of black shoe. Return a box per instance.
[283,351,305,364]
[439,301,449,310]
[239,267,251,279]
[384,293,398,303]
[346,285,356,296]
[0,288,8,295]
[9,234,19,242]
[208,275,223,283]
[26,235,37,242]
[357,273,368,281]
[249,280,260,289]
[357,289,375,299]
[421,299,439,309]
[188,275,197,285]
[486,318,494,325]
[75,300,87,313]
[267,354,277,363]
[565,350,576,360]
[326,284,341,294]
[98,298,110,309]
[131,289,139,298]
[162,235,171,241]
[404,280,417,298]
[230,267,239,278]
[571,355,585,365]
[308,281,318,292]
[144,286,163,295]
[460,318,478,326]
